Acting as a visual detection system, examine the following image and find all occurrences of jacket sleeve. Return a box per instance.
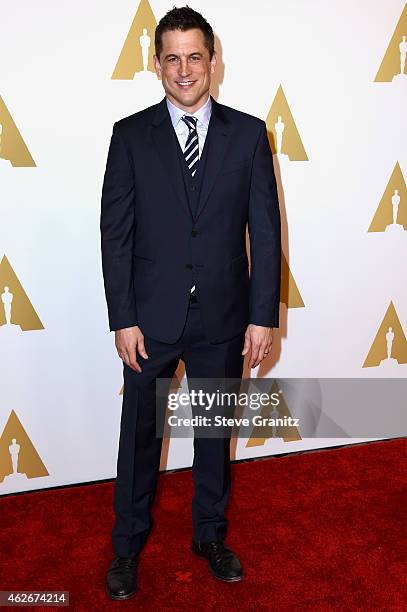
[248,121,281,328]
[100,121,138,331]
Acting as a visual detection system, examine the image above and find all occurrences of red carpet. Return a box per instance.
[0,439,406,610]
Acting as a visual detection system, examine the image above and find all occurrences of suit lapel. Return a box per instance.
[151,97,191,219]
[195,96,232,220]
[150,95,232,221]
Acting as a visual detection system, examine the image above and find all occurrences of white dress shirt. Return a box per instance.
[165,95,212,295]
[166,94,212,158]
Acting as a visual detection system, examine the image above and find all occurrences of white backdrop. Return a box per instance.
[0,0,406,494]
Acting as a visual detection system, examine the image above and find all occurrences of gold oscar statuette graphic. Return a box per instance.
[0,410,49,486]
[266,85,308,161]
[374,3,407,82]
[0,255,44,331]
[0,96,36,167]
[112,0,157,79]
[363,302,407,367]
[368,162,407,233]
[246,380,301,447]
[280,252,305,308]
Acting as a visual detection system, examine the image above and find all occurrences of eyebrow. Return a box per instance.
[163,51,203,60]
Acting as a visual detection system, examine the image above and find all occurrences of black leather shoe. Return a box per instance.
[191,540,243,582]
[106,554,138,600]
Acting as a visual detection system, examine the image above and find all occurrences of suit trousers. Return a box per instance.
[112,295,245,557]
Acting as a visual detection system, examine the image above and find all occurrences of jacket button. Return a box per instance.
[186,263,193,269]
[191,229,199,237]
[191,185,197,191]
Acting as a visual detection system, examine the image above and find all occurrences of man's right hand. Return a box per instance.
[115,326,148,373]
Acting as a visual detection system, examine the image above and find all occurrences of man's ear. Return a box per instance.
[153,54,162,79]
[210,50,217,74]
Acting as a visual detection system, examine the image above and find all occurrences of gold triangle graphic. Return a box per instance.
[374,4,407,82]
[265,85,308,161]
[0,96,36,167]
[280,252,305,308]
[0,255,44,331]
[0,410,49,483]
[246,380,302,447]
[368,162,407,232]
[363,301,407,367]
[112,0,157,79]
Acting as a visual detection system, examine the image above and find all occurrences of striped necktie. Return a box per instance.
[181,115,199,177]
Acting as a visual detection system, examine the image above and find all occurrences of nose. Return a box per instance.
[178,57,190,77]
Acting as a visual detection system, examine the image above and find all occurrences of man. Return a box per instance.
[101,6,281,601]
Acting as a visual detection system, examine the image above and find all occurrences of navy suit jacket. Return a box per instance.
[100,95,281,344]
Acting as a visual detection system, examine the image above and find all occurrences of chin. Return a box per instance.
[182,97,199,107]
[173,95,198,107]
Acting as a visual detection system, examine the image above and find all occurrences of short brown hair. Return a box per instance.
[155,6,215,60]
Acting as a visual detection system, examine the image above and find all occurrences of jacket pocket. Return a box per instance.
[133,254,156,273]
[220,158,251,176]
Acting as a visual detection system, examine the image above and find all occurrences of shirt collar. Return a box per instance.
[166,94,212,129]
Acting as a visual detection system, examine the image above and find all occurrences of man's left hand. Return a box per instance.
[242,324,273,368]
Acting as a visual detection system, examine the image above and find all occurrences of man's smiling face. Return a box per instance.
[154,28,216,113]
